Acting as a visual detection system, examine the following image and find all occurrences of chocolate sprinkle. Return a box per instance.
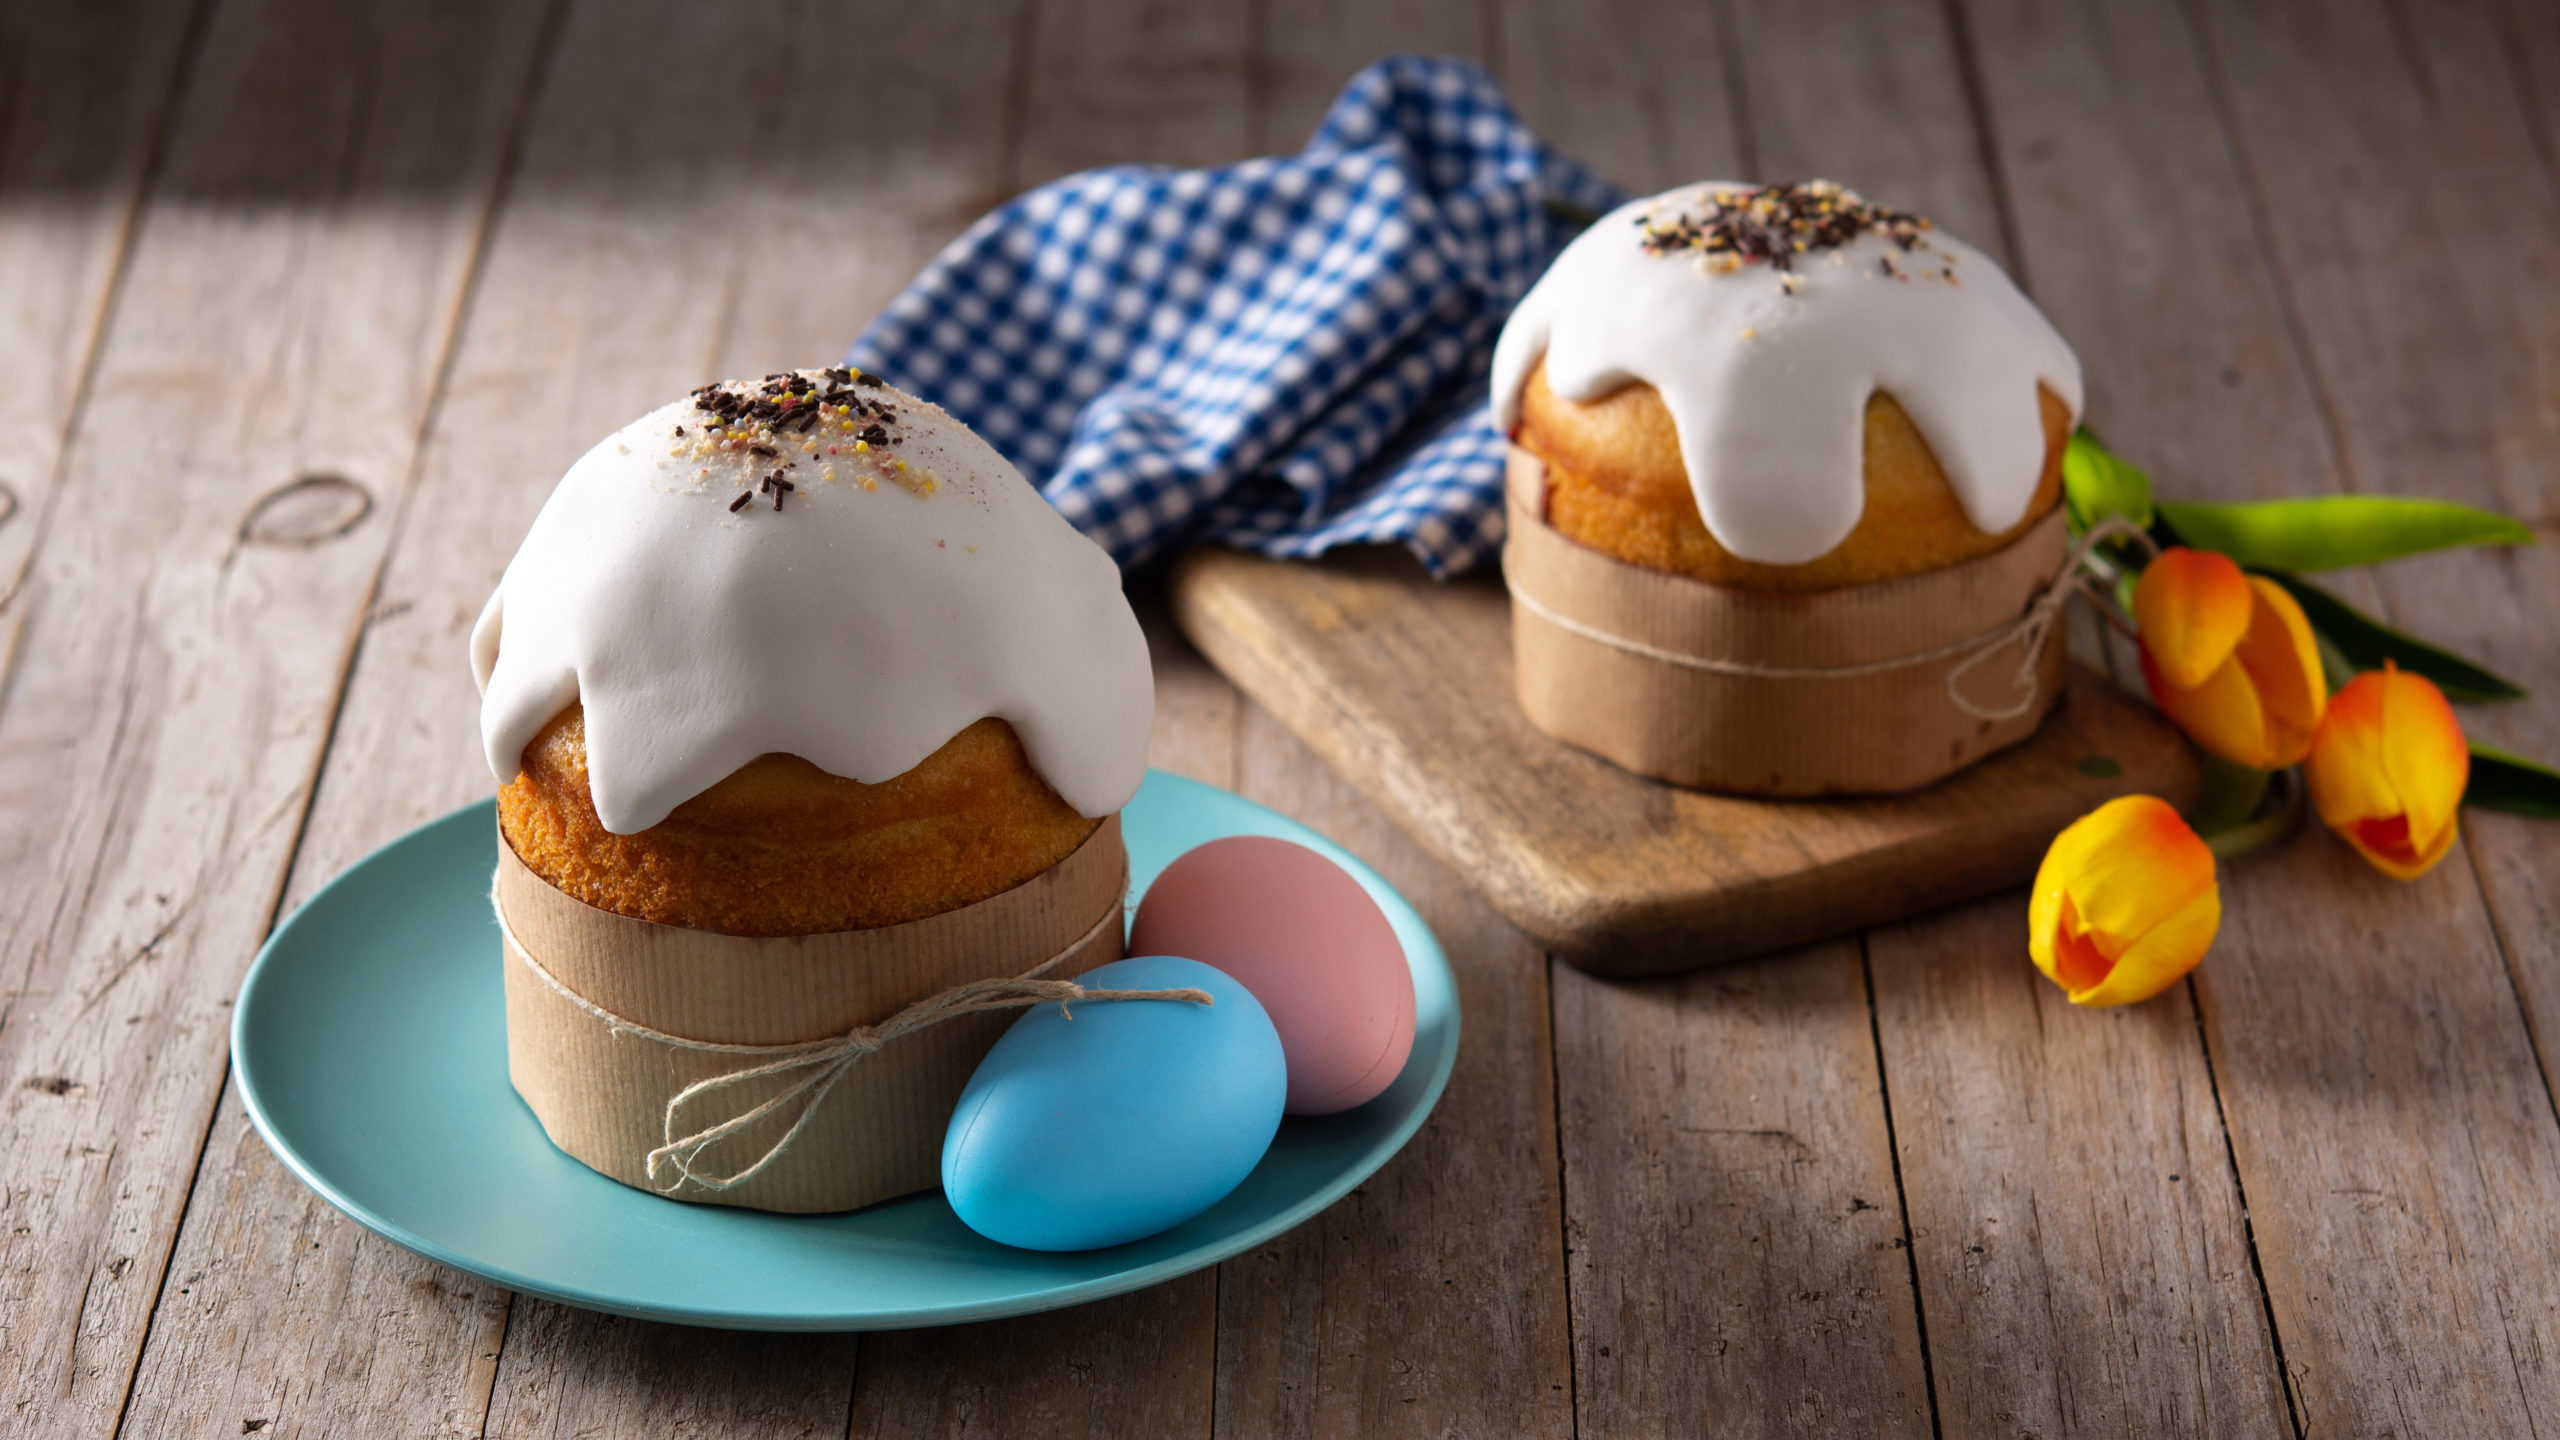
[682,369,923,514]
[1636,180,1929,273]
[729,491,753,513]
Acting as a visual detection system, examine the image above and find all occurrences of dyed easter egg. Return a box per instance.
[1129,836,1414,1115]
[942,955,1285,1252]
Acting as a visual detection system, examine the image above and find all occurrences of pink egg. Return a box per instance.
[1129,836,1415,1115]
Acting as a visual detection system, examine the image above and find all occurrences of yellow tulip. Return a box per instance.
[2028,795,2221,1006]
[2134,547,2254,689]
[2305,662,2469,880]
[2135,548,2327,769]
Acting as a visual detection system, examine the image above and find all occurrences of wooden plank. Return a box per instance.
[2515,3,2560,192]
[2354,4,2560,1172]
[1139,590,1245,789]
[123,1111,515,1440]
[1489,0,1732,188]
[1210,705,1573,1438]
[0,0,200,675]
[0,2,546,1434]
[1966,0,2560,1430]
[2202,845,2560,1433]
[2184,0,2560,1428]
[0,0,219,1427]
[1013,0,1252,181]
[1718,0,2002,244]
[1868,903,2291,1437]
[1714,0,2297,1432]
[701,0,1040,384]
[1248,1,1488,153]
[481,1305,851,1440]
[850,1284,1217,1439]
[1554,936,1934,1439]
[1170,546,2199,972]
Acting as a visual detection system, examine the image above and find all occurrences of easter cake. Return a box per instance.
[473,369,1155,1214]
[1491,180,2086,793]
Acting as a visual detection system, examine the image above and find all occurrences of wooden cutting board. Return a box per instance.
[1169,546,2201,975]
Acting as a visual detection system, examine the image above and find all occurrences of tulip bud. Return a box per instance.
[2134,548,2254,689]
[2028,795,2221,1007]
[2135,549,2326,770]
[2305,662,2468,880]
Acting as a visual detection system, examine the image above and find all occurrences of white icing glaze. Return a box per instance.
[473,373,1154,834]
[1492,182,2083,565]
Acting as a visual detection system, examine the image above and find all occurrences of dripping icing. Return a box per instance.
[472,371,1153,834]
[1492,181,2084,566]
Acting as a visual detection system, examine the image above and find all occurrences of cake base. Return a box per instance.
[496,815,1126,1213]
[1504,446,2070,796]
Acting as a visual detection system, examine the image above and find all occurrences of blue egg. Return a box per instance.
[943,955,1286,1251]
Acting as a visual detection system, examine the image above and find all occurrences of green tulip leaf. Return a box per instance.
[2467,745,2560,820]
[2158,495,2531,571]
[2262,572,2526,702]
[2061,429,2155,536]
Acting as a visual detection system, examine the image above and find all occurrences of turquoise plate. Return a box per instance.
[233,770,1456,1331]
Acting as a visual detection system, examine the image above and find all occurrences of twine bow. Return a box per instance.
[1506,516,2159,721]
[494,894,1211,1195]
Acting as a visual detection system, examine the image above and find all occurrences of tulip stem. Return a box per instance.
[2201,766,2304,861]
[2190,755,2271,835]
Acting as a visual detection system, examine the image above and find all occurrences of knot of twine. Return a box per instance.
[1508,516,2158,721]
[493,893,1210,1196]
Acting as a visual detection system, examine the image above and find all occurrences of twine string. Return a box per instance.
[1508,516,2158,721]
[491,890,1210,1195]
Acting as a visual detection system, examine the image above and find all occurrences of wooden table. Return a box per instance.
[3,0,2555,1435]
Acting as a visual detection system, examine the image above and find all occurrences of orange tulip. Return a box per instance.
[2135,548,2326,769]
[2028,795,2221,1006]
[2305,662,2469,880]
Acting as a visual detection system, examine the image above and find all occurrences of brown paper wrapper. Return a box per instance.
[1503,445,2069,795]
[496,815,1127,1214]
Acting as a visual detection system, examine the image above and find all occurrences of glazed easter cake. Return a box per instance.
[474,368,1156,1214]
[1492,181,2087,794]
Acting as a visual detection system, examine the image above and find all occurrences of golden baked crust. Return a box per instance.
[1516,359,2071,593]
[498,705,1101,935]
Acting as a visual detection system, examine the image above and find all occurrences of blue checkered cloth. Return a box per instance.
[844,56,1622,578]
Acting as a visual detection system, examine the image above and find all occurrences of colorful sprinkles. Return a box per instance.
[1637,180,1933,277]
